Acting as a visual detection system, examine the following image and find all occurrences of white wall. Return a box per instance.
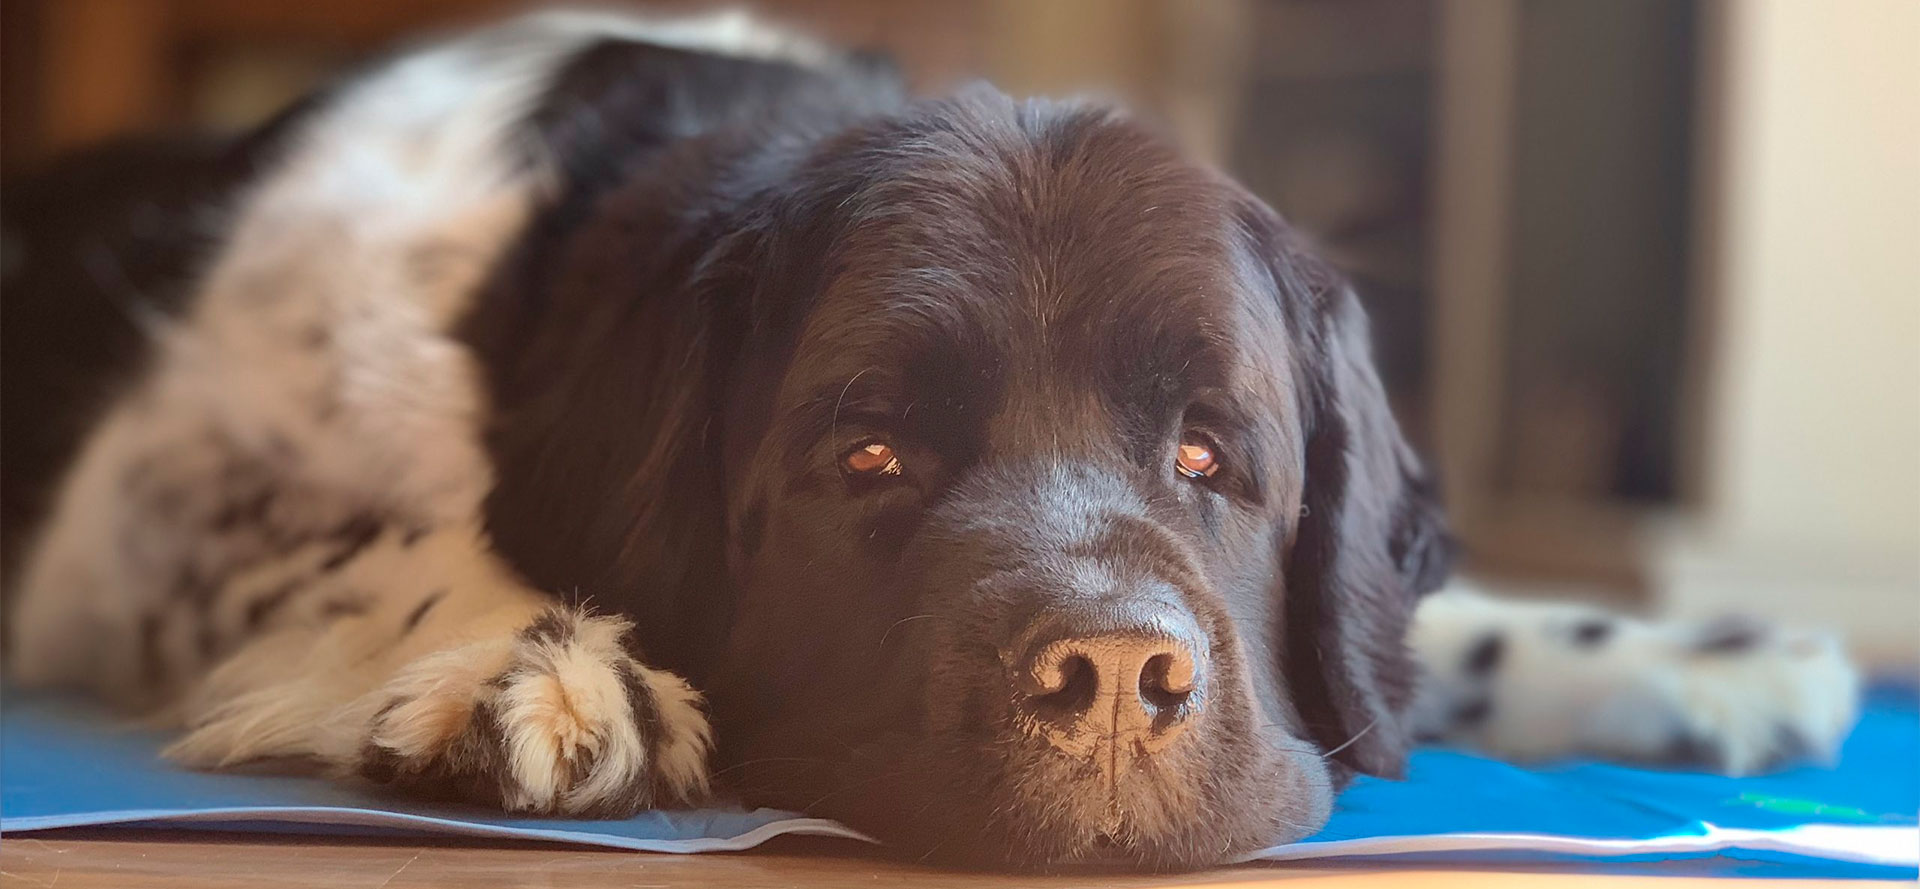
[1659,0,1920,668]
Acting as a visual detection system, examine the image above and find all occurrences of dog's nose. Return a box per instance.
[1010,605,1208,756]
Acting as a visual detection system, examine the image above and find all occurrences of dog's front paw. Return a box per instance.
[1666,615,1861,776]
[358,609,711,815]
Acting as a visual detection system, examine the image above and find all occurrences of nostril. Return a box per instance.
[1029,653,1098,717]
[1139,651,1194,711]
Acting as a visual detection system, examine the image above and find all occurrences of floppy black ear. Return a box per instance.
[1273,250,1454,779]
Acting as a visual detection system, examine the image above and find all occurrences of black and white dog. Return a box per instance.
[1,10,1857,869]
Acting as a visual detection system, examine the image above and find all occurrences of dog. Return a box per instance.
[1,10,1858,869]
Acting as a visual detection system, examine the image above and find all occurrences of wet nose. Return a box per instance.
[1009,605,1208,756]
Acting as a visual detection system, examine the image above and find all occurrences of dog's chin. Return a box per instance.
[769,726,1334,872]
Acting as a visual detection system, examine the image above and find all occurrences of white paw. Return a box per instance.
[357,609,711,815]
[1662,616,1861,776]
[1406,588,1863,774]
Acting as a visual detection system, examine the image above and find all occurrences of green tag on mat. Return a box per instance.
[1731,791,1883,823]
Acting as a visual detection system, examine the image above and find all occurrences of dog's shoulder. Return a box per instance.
[1,11,896,560]
[4,8,885,695]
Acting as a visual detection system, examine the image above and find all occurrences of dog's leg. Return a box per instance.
[161,524,711,815]
[1407,584,1860,775]
[8,397,709,815]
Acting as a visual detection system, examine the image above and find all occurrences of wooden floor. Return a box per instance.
[0,830,1897,889]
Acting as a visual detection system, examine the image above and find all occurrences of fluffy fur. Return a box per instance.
[1,9,1857,871]
[1408,584,1857,775]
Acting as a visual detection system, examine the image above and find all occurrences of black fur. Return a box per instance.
[1694,613,1766,655]
[402,592,445,635]
[1572,618,1615,647]
[614,655,671,807]
[243,578,307,631]
[320,596,373,620]
[1464,632,1507,676]
[359,696,517,809]
[318,515,386,573]
[1451,697,1494,728]
[520,608,579,646]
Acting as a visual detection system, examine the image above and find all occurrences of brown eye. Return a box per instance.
[1175,440,1219,479]
[844,440,905,476]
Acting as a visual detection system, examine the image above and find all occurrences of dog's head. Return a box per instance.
[478,87,1450,869]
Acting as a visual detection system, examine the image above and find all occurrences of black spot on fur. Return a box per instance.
[170,564,216,609]
[1694,614,1766,655]
[1571,618,1614,648]
[520,609,577,646]
[244,577,307,631]
[357,741,400,783]
[209,485,276,533]
[1463,632,1506,676]
[318,514,384,572]
[1662,731,1724,769]
[370,696,404,722]
[1766,723,1813,770]
[456,700,515,805]
[356,699,409,784]
[359,695,516,810]
[320,595,372,620]
[1450,697,1493,728]
[402,591,446,634]
[615,656,667,808]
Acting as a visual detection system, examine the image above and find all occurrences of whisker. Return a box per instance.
[877,613,946,652]
[707,756,830,781]
[1258,721,1379,760]
[1318,716,1380,760]
[799,765,916,813]
[829,366,877,446]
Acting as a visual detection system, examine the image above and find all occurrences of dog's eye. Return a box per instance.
[1175,440,1219,479]
[844,440,905,477]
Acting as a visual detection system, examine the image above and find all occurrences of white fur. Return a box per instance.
[637,656,714,800]
[1409,583,1861,775]
[520,7,830,65]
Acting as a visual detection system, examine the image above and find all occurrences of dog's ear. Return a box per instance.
[1251,213,1453,779]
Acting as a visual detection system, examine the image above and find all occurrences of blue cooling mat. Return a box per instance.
[4,685,1915,878]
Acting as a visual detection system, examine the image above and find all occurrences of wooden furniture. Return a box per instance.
[0,830,1892,889]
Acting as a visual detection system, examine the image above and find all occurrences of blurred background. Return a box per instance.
[2,0,1915,669]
